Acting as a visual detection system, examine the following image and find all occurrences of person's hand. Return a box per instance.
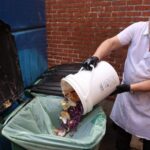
[110,84,131,95]
[82,56,100,70]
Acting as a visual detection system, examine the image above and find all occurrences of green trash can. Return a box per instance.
[2,95,106,150]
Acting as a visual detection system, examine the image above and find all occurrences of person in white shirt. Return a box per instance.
[82,21,150,150]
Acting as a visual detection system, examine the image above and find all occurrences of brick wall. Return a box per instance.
[45,0,150,77]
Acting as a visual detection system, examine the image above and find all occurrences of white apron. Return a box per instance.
[110,21,150,140]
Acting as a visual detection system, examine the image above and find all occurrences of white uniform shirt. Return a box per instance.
[110,21,150,140]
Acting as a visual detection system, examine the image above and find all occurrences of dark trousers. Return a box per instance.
[114,123,150,150]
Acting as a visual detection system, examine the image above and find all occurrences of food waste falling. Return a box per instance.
[54,90,83,136]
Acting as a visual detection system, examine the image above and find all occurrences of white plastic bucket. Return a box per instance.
[61,61,120,115]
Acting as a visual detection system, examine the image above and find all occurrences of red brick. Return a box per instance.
[127,0,143,5]
[143,0,150,4]
[135,5,150,11]
[112,1,126,5]
[142,12,150,16]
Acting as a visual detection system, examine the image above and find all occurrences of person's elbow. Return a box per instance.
[106,36,123,51]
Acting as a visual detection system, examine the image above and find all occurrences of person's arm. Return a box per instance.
[82,36,124,70]
[111,80,150,95]
[131,80,150,92]
[93,35,123,60]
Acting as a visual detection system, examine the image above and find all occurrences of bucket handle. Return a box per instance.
[78,64,95,72]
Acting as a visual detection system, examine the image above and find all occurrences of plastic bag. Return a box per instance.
[2,95,106,150]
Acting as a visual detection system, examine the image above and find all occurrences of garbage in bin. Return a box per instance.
[2,95,106,150]
[55,98,83,137]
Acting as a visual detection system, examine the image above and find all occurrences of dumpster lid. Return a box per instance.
[0,20,24,114]
[30,63,81,96]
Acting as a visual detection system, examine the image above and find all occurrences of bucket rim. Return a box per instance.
[61,75,89,115]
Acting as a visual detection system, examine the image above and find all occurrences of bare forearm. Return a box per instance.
[93,36,122,59]
[131,80,150,92]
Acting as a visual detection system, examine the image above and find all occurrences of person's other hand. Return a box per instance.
[82,56,99,70]
[110,84,131,95]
